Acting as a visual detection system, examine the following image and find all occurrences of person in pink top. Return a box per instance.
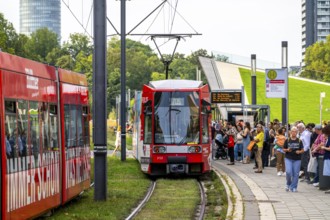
[309,125,326,186]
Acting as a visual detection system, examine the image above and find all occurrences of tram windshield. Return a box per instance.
[154,91,200,144]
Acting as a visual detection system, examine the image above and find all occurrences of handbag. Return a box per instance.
[247,141,257,151]
[307,156,318,173]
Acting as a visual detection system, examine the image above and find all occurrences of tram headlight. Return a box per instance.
[188,146,202,153]
[153,146,166,153]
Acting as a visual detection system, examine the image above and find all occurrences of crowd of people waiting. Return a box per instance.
[211,119,330,193]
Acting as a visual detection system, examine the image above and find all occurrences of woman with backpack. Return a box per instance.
[226,122,237,165]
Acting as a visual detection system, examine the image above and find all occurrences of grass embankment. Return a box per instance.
[134,172,228,220]
[240,68,330,123]
[48,163,228,219]
[135,178,200,220]
[48,157,150,220]
[202,172,228,220]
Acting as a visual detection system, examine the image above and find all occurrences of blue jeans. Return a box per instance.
[285,158,301,190]
[234,143,243,160]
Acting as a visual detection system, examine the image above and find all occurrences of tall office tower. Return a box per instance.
[302,0,330,62]
[20,0,61,38]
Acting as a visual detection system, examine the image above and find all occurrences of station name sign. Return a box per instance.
[211,91,242,104]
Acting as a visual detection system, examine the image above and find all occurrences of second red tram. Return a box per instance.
[0,52,91,220]
[133,80,212,175]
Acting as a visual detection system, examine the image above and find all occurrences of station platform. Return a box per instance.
[212,159,330,220]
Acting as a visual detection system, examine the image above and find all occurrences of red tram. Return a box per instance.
[0,52,91,220]
[133,80,212,175]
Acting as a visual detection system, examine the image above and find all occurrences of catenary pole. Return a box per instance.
[120,0,127,161]
[93,0,107,200]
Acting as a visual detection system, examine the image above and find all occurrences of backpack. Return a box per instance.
[227,135,235,148]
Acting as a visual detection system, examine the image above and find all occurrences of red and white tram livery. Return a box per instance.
[0,52,91,220]
[133,80,212,175]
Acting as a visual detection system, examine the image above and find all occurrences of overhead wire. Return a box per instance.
[61,0,93,39]
[166,0,199,34]
[169,0,178,34]
[130,2,167,52]
[84,2,93,37]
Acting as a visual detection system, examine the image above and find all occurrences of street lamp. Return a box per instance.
[320,92,326,124]
[251,54,256,105]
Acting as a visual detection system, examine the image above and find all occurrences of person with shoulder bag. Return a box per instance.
[242,122,252,164]
[253,123,264,173]
[309,125,326,186]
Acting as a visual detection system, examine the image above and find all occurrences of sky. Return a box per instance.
[0,0,302,66]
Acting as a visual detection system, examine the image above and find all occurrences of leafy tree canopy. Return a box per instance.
[25,28,60,62]
[302,35,330,83]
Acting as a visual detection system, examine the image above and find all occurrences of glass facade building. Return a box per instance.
[20,0,61,38]
[302,0,330,60]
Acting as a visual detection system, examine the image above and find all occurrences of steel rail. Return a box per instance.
[125,180,156,220]
[197,180,206,220]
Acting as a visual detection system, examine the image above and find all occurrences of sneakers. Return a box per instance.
[313,182,319,187]
[291,188,298,192]
[227,162,235,165]
[277,172,282,176]
[285,185,289,192]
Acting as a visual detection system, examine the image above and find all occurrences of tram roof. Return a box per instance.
[149,80,203,89]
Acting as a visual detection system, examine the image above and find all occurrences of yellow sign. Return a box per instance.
[267,70,277,80]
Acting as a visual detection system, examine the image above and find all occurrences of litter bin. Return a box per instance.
[318,156,330,190]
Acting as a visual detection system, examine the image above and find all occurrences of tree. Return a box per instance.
[215,54,229,62]
[169,54,195,79]
[302,35,330,82]
[0,13,27,56]
[25,28,60,62]
[186,49,214,83]
[151,72,166,81]
[106,37,162,112]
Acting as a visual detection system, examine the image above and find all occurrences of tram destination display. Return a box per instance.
[211,91,242,103]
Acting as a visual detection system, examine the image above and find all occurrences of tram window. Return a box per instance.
[49,104,59,150]
[17,100,28,157]
[144,114,152,144]
[29,101,40,164]
[64,104,78,148]
[201,114,209,144]
[5,100,17,159]
[40,102,50,152]
[77,106,83,147]
[64,105,70,147]
[82,106,90,147]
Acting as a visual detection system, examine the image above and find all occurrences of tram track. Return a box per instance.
[125,180,157,220]
[126,178,206,220]
[196,179,206,220]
